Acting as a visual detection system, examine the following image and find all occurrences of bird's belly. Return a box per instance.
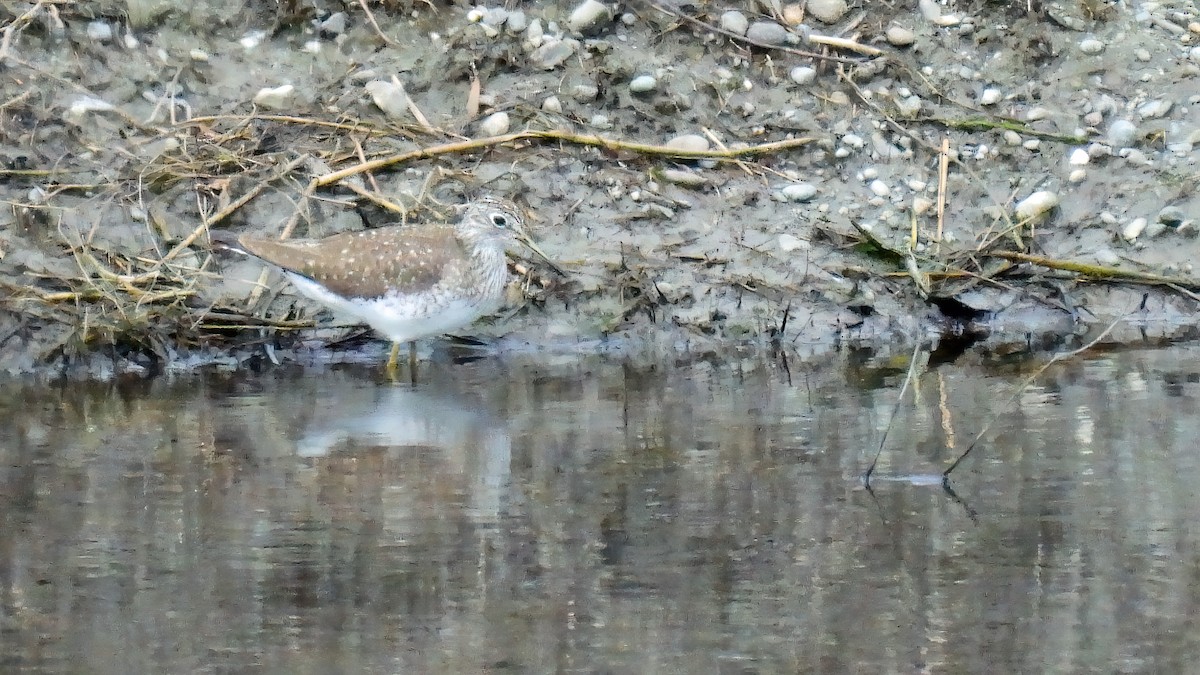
[286,273,495,342]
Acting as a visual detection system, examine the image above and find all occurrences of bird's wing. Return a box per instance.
[230,225,470,299]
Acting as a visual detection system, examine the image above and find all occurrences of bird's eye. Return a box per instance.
[490,213,509,228]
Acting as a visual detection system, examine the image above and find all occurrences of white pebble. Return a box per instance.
[1003,130,1022,145]
[542,96,563,113]
[478,111,510,136]
[779,233,809,252]
[568,0,611,33]
[240,30,266,50]
[253,84,295,110]
[719,11,749,35]
[530,38,578,70]
[781,182,818,202]
[1122,217,1147,242]
[1068,148,1090,165]
[1135,48,1151,61]
[789,66,816,85]
[979,88,1002,106]
[364,80,409,119]
[1079,38,1105,54]
[1068,169,1087,183]
[842,133,865,149]
[807,0,848,24]
[886,26,915,46]
[869,180,890,197]
[1137,99,1172,119]
[665,134,710,153]
[746,21,788,45]
[87,21,113,43]
[918,0,941,21]
[629,75,657,93]
[590,114,611,129]
[1094,249,1120,266]
[860,167,878,180]
[506,10,528,32]
[913,196,934,215]
[1014,191,1059,221]
[1023,139,1041,151]
[189,49,210,62]
[1026,107,1051,121]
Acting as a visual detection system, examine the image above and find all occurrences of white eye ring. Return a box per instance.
[490,213,509,228]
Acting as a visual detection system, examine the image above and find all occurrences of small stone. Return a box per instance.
[1135,48,1151,61]
[240,30,266,50]
[918,0,941,21]
[319,12,347,35]
[1068,169,1087,183]
[868,180,890,197]
[1068,148,1090,165]
[1014,191,1059,221]
[506,11,528,32]
[87,21,113,43]
[842,133,865,149]
[746,21,788,46]
[530,38,578,70]
[1083,111,1103,127]
[1026,107,1052,121]
[481,7,508,26]
[660,168,707,188]
[781,182,818,202]
[807,0,848,24]
[1122,218,1147,242]
[1079,37,1104,54]
[782,4,805,26]
[789,66,816,85]
[979,88,1002,106]
[913,196,934,215]
[189,49,210,62]
[590,114,611,129]
[719,11,749,36]
[1003,130,1022,145]
[629,75,657,94]
[1137,99,1172,119]
[886,25,915,46]
[478,111,510,136]
[542,96,562,113]
[364,80,408,119]
[571,83,599,101]
[1159,206,1186,226]
[568,0,611,33]
[1023,139,1041,151]
[253,84,295,110]
[779,233,809,252]
[1094,248,1120,266]
[665,134,711,153]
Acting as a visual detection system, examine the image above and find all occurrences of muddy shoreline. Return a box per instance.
[2,1,1199,378]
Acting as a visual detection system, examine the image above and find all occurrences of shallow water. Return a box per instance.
[3,345,1200,673]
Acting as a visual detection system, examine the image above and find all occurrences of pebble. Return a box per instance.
[629,75,657,93]
[506,10,528,32]
[189,49,210,62]
[979,88,1002,106]
[240,30,266,50]
[913,196,934,215]
[319,12,347,35]
[530,38,578,69]
[364,80,408,119]
[1135,48,1151,61]
[568,0,611,33]
[789,66,816,85]
[1014,191,1059,221]
[1159,206,1186,226]
[87,21,113,43]
[841,133,865,149]
[571,83,599,101]
[895,95,922,117]
[1137,99,1172,119]
[886,26,916,47]
[1023,139,1041,151]
[1079,37,1104,54]
[746,21,788,46]
[719,10,749,36]
[660,168,707,188]
[1083,111,1103,127]
[1026,107,1052,121]
[1068,169,1087,183]
[589,113,611,129]
[1068,148,1090,165]
[253,84,294,110]
[781,182,818,202]
[1003,130,1022,145]
[1122,218,1147,242]
[665,134,711,153]
[807,0,849,24]
[1094,248,1120,266]
[526,19,543,46]
[478,111,510,136]
[542,96,562,113]
[868,180,890,197]
[918,0,941,21]
[779,233,809,252]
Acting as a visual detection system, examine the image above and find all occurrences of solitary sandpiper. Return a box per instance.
[211,196,556,370]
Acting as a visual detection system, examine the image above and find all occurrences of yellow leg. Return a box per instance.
[386,341,401,371]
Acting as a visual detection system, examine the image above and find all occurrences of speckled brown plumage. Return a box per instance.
[210,197,550,358]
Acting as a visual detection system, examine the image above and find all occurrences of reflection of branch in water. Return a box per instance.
[941,313,1124,482]
[863,340,927,488]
